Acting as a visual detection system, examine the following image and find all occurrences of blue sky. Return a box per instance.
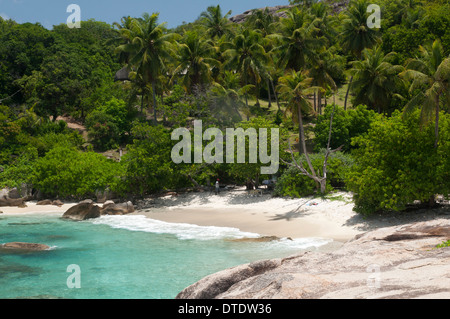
[0,0,290,29]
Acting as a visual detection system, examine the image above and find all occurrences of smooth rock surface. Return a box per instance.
[176,219,450,299]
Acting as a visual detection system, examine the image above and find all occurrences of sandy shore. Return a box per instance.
[131,188,363,242]
[3,187,449,244]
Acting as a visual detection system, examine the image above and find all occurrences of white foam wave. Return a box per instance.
[90,215,261,241]
[89,215,333,249]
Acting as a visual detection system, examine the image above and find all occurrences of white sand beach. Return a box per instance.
[131,188,363,242]
[3,187,448,244]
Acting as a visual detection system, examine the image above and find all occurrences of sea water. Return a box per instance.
[0,213,331,299]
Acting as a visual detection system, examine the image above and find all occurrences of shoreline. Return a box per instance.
[3,188,449,246]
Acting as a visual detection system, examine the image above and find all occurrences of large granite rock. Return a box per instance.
[62,202,101,221]
[100,201,134,215]
[176,219,450,299]
[0,196,25,207]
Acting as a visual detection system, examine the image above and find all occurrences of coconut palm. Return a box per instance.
[172,31,220,94]
[277,70,318,154]
[401,39,450,148]
[222,27,269,108]
[308,49,339,114]
[340,0,380,109]
[199,5,232,39]
[270,7,324,71]
[115,13,178,124]
[350,46,404,114]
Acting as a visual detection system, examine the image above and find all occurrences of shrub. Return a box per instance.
[31,146,123,199]
[314,104,380,152]
[345,110,450,215]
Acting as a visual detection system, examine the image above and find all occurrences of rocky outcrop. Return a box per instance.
[100,201,134,215]
[229,5,294,24]
[176,219,450,299]
[62,200,134,220]
[1,242,51,251]
[0,196,25,207]
[62,202,101,221]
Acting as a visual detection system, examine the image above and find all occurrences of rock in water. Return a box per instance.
[1,242,50,251]
[176,219,450,299]
[62,202,101,221]
[100,201,134,215]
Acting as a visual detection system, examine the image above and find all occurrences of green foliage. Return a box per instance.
[0,147,38,189]
[85,97,135,151]
[121,123,179,195]
[436,240,450,249]
[346,110,450,215]
[314,104,381,152]
[274,151,353,197]
[31,146,123,199]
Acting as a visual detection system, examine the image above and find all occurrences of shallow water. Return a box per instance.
[0,214,331,299]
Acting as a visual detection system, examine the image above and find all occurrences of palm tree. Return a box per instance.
[340,0,380,109]
[172,31,220,94]
[115,13,178,125]
[245,7,277,38]
[270,7,324,71]
[199,5,232,39]
[222,27,269,108]
[277,70,318,154]
[308,49,339,114]
[350,46,404,114]
[401,39,450,148]
[277,69,335,194]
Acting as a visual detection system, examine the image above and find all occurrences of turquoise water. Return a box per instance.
[0,213,331,299]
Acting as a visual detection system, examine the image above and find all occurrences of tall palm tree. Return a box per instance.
[199,5,232,39]
[350,46,404,114]
[340,0,380,109]
[222,27,269,108]
[277,69,335,194]
[270,7,324,71]
[172,31,220,94]
[277,70,318,155]
[115,13,178,124]
[308,49,339,114]
[401,39,450,148]
[245,7,277,38]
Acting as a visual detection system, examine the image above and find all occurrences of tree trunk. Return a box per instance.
[270,79,281,111]
[152,81,157,125]
[435,96,439,149]
[267,79,272,109]
[344,76,353,110]
[318,90,322,115]
[313,92,317,112]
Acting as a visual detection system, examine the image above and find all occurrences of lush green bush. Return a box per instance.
[85,97,135,151]
[0,146,37,189]
[120,123,182,195]
[346,110,450,215]
[31,146,123,199]
[314,105,380,152]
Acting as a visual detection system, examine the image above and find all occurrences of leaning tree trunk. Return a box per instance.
[344,76,353,110]
[270,79,280,111]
